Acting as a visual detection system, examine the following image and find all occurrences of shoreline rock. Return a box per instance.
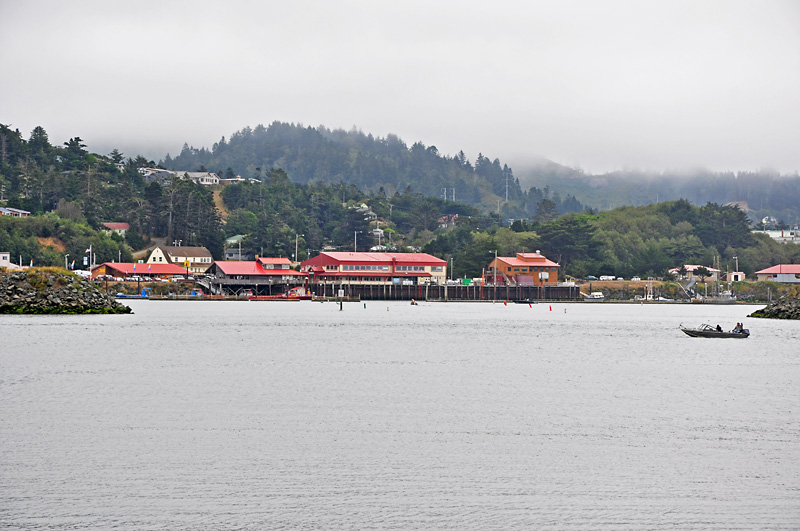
[0,269,132,314]
[748,295,800,320]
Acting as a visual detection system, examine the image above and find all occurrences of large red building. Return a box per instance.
[301,252,447,285]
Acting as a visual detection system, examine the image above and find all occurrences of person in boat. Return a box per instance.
[716,324,723,332]
[733,322,743,333]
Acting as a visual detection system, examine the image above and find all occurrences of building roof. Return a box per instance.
[92,262,187,275]
[496,253,560,268]
[304,251,446,265]
[0,207,30,215]
[669,264,721,273]
[755,264,800,275]
[157,245,213,258]
[102,222,130,230]
[257,257,292,266]
[213,261,307,276]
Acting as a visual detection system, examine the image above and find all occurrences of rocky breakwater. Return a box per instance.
[748,293,800,320]
[0,268,132,314]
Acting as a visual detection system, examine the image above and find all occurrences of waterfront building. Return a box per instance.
[209,259,307,282]
[487,252,560,286]
[91,262,187,280]
[755,264,800,283]
[205,259,307,295]
[300,252,447,286]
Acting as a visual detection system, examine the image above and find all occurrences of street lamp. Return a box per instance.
[354,231,363,252]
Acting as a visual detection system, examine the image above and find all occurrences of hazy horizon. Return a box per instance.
[2,1,799,175]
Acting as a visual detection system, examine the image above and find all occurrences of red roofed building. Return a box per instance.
[668,264,721,282]
[101,222,130,237]
[209,260,307,283]
[300,252,447,285]
[488,252,560,286]
[91,262,186,279]
[755,264,800,283]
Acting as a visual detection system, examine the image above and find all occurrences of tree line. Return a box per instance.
[2,123,798,281]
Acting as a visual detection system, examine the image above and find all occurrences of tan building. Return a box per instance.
[669,264,721,282]
[755,264,800,283]
[147,245,213,275]
[488,252,560,286]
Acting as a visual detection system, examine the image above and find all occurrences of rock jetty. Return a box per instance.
[0,269,132,314]
[748,294,800,320]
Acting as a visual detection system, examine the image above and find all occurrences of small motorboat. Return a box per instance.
[679,323,749,338]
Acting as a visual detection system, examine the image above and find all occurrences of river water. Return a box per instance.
[1,300,798,529]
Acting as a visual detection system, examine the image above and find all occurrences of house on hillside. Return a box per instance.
[755,264,800,283]
[0,207,30,218]
[300,252,447,286]
[138,168,220,186]
[223,235,251,260]
[101,222,130,237]
[174,171,220,186]
[487,252,560,286]
[147,245,213,275]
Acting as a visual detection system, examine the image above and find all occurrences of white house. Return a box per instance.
[0,252,23,270]
[147,245,213,275]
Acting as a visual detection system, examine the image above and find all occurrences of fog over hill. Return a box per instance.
[154,122,800,225]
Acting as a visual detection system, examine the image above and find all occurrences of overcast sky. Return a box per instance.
[2,1,799,174]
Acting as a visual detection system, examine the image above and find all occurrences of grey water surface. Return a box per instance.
[1,300,798,529]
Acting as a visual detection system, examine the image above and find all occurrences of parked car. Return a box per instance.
[631,276,641,281]
[586,275,598,281]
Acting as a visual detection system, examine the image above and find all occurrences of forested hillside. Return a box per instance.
[424,199,800,280]
[517,163,800,225]
[163,122,586,220]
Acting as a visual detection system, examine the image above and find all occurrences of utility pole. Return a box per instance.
[493,249,498,302]
[295,234,304,263]
[354,231,362,252]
